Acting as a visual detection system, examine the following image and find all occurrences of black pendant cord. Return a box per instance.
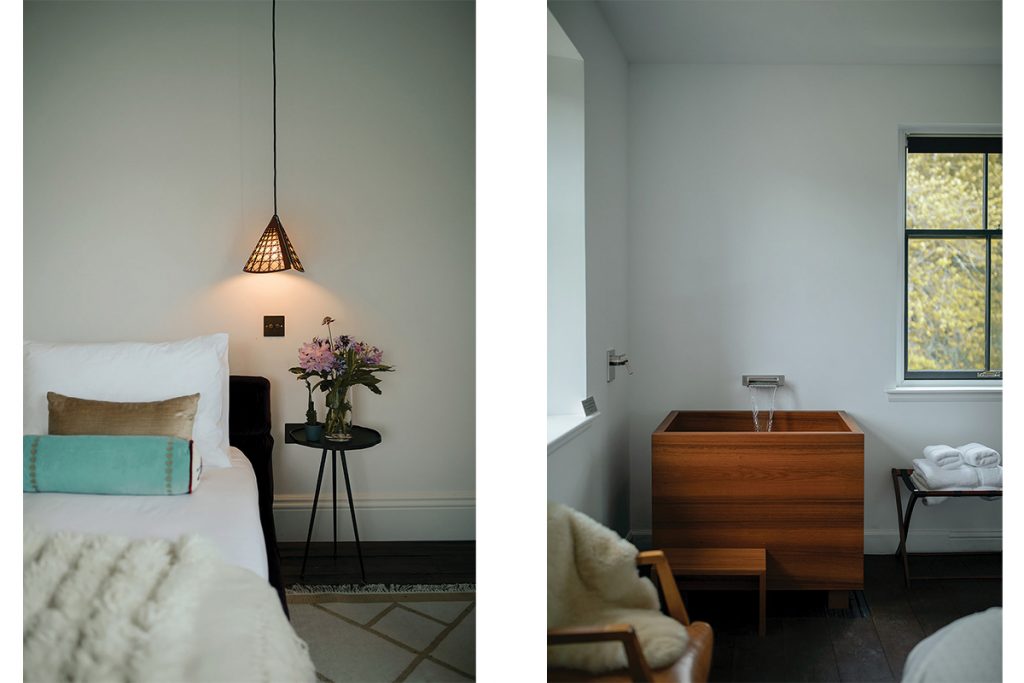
[272,0,277,216]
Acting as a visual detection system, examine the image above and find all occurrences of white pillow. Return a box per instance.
[24,334,232,469]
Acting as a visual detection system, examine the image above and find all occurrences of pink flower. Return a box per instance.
[298,340,335,373]
[366,346,384,365]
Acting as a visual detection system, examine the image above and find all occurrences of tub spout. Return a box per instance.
[742,374,785,387]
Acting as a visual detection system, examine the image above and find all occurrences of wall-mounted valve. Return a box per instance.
[608,349,633,383]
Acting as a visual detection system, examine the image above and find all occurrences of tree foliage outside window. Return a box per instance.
[905,138,1001,378]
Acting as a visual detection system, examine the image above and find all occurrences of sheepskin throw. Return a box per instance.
[23,528,315,682]
[547,502,689,673]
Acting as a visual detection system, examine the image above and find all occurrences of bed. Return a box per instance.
[901,607,1001,682]
[23,337,311,681]
[25,445,266,577]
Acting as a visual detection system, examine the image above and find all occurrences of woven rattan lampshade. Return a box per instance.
[243,215,304,273]
[244,0,304,274]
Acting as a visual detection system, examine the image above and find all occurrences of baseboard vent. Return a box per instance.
[949,530,1002,543]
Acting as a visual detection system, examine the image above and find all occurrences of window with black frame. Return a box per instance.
[905,135,1002,380]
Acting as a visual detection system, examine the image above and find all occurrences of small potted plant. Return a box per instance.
[300,375,323,441]
[290,337,337,442]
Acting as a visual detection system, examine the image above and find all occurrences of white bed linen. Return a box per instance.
[23,447,267,579]
[24,335,232,468]
[189,566,315,682]
[902,607,1001,682]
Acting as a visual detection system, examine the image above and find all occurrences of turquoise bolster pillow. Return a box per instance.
[24,435,194,495]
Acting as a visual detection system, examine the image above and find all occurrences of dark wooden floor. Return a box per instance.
[279,546,998,680]
[278,540,475,586]
[683,554,1001,682]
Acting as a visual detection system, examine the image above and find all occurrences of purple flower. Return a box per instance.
[298,340,335,373]
[350,340,384,365]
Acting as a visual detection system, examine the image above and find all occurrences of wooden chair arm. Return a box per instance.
[548,624,655,682]
[637,550,690,625]
[682,620,715,683]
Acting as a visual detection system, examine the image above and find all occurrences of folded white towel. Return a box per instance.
[922,445,964,470]
[913,459,976,488]
[975,465,1002,488]
[957,442,1001,468]
[910,472,949,505]
[913,466,999,505]
[913,459,1003,490]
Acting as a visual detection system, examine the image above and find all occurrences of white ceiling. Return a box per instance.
[595,0,1001,64]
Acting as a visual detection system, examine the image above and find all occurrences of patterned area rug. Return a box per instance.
[287,586,475,682]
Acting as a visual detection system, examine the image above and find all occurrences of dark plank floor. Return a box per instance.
[685,554,1001,682]
[278,540,475,586]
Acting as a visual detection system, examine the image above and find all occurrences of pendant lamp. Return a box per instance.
[244,0,304,273]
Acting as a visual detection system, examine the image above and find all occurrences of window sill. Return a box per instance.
[548,413,598,455]
[886,385,1002,402]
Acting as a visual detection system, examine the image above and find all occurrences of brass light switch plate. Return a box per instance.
[264,315,285,337]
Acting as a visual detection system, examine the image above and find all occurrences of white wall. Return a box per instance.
[628,64,1002,551]
[546,2,631,535]
[24,0,475,541]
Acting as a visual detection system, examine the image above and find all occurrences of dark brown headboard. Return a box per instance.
[228,375,286,614]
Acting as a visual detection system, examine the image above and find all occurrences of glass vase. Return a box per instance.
[324,384,353,441]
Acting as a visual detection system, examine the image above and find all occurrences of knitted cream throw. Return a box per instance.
[23,528,314,682]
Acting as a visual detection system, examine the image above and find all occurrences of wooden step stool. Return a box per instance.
[663,547,767,636]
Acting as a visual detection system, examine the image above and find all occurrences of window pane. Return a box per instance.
[988,153,1002,230]
[907,238,986,370]
[990,238,1002,370]
[906,153,984,230]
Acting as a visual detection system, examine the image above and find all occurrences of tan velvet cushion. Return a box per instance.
[47,392,200,441]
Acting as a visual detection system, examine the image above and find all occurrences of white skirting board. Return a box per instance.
[628,529,1002,554]
[863,529,1001,554]
[273,493,475,542]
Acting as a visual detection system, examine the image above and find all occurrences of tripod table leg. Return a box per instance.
[339,451,366,583]
[300,449,329,580]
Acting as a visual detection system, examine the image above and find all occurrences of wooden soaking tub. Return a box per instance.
[652,410,864,592]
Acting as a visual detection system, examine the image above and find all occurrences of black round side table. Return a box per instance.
[284,423,382,582]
